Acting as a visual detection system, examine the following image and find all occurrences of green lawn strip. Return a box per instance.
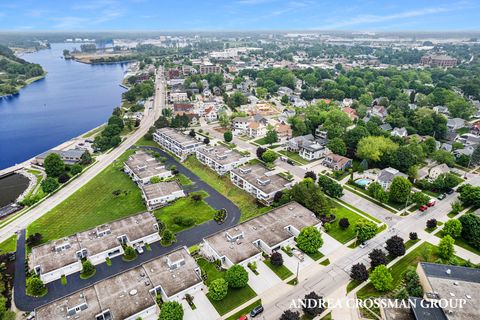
[405,239,420,250]
[183,157,270,221]
[263,260,293,280]
[27,149,146,243]
[447,210,460,218]
[344,185,397,213]
[197,258,257,315]
[253,137,270,145]
[153,191,215,233]
[346,280,361,293]
[134,136,163,147]
[325,202,374,244]
[225,299,262,320]
[334,199,381,223]
[278,150,310,165]
[82,124,106,138]
[320,258,330,266]
[434,231,480,256]
[176,174,193,186]
[0,235,17,253]
[306,250,324,261]
[320,312,332,320]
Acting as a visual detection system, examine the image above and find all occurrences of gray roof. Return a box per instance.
[378,167,407,184]
[408,297,448,320]
[36,149,85,160]
[420,262,480,284]
[231,164,291,195]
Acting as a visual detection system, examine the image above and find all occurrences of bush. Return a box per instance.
[208,278,228,301]
[26,233,43,247]
[318,175,343,198]
[159,301,183,320]
[438,235,455,260]
[369,265,394,292]
[26,276,47,296]
[355,220,378,243]
[304,171,317,181]
[350,263,368,282]
[191,193,203,202]
[81,260,95,278]
[173,216,195,227]
[426,219,437,229]
[270,252,284,266]
[323,222,331,232]
[150,176,161,184]
[224,131,233,142]
[369,249,387,268]
[385,235,405,258]
[70,164,83,175]
[339,218,350,230]
[225,265,249,288]
[443,219,462,238]
[280,310,300,320]
[123,246,137,261]
[58,173,70,183]
[41,177,59,193]
[297,226,323,254]
[161,229,176,246]
[409,232,418,241]
[214,208,227,223]
[302,291,324,317]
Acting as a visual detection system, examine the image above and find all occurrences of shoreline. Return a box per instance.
[0,72,47,99]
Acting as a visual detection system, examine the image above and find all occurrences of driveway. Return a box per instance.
[14,145,243,311]
[247,260,282,294]
[182,291,220,320]
[319,232,343,256]
[282,249,315,274]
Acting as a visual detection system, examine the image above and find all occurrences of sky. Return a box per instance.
[0,0,479,31]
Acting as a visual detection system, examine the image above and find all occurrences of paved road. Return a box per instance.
[0,68,165,244]
[14,144,242,311]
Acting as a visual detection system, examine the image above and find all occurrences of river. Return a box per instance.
[0,43,129,170]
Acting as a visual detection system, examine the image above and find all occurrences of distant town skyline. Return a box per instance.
[1,0,479,31]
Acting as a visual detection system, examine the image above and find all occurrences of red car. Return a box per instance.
[427,200,436,207]
[419,205,428,212]
[239,316,248,320]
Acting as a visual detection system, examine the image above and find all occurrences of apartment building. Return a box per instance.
[196,145,249,175]
[124,150,172,185]
[141,181,185,210]
[153,128,203,161]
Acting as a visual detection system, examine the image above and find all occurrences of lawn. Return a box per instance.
[334,199,381,223]
[344,185,397,214]
[263,260,294,280]
[225,299,262,320]
[306,250,324,261]
[324,202,374,244]
[183,157,271,221]
[0,235,17,253]
[176,174,193,186]
[82,124,106,138]
[405,239,420,250]
[435,231,480,256]
[153,191,215,233]
[27,149,146,243]
[134,136,163,148]
[278,150,310,165]
[197,258,257,315]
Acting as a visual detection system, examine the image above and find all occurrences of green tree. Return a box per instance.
[355,220,378,243]
[159,301,184,320]
[80,151,92,165]
[225,265,249,288]
[367,182,389,203]
[208,278,228,301]
[0,295,15,320]
[223,131,233,142]
[261,150,278,163]
[41,177,59,193]
[108,115,125,129]
[388,176,412,204]
[70,164,83,175]
[471,144,480,166]
[327,137,347,156]
[447,99,475,119]
[443,219,462,238]
[123,246,137,261]
[438,235,455,260]
[458,185,480,208]
[265,128,279,145]
[81,260,95,277]
[412,192,430,207]
[317,175,343,198]
[344,126,369,151]
[26,276,46,296]
[290,179,330,216]
[357,136,398,163]
[458,213,480,249]
[323,109,352,139]
[369,265,394,292]
[297,226,323,254]
[161,229,176,246]
[281,94,289,104]
[432,150,456,167]
[44,153,65,177]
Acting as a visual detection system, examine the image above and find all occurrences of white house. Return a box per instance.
[141,181,185,210]
[153,128,203,161]
[391,127,408,138]
[196,145,249,175]
[377,167,408,190]
[124,150,172,185]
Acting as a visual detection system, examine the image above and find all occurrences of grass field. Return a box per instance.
[27,149,146,243]
[176,174,193,186]
[0,235,17,253]
[153,191,215,233]
[134,136,163,148]
[345,184,398,213]
[197,258,257,315]
[263,260,293,280]
[225,299,262,320]
[183,157,271,221]
[278,150,310,165]
[325,202,372,244]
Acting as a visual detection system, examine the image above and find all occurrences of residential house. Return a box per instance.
[35,149,86,166]
[203,106,218,122]
[275,123,293,140]
[124,150,172,185]
[391,127,408,138]
[428,163,450,180]
[230,164,293,205]
[153,128,203,161]
[196,145,249,175]
[433,106,449,115]
[169,92,188,102]
[376,167,407,190]
[173,102,194,115]
[369,105,388,120]
[380,123,393,132]
[141,181,185,210]
[247,121,267,138]
[342,107,358,121]
[232,117,250,135]
[447,118,466,131]
[322,153,352,171]
[201,202,321,268]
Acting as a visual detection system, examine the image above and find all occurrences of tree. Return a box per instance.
[203,137,210,145]
[26,276,46,296]
[218,112,230,128]
[385,236,406,258]
[189,129,196,137]
[432,150,456,167]
[447,99,475,119]
[302,291,324,317]
[161,229,176,246]
[438,235,455,260]
[71,164,83,175]
[80,151,92,165]
[191,193,203,202]
[256,147,267,160]
[159,301,184,320]
[296,226,323,254]
[355,220,378,243]
[345,126,369,152]
[323,109,352,139]
[81,260,95,277]
[357,136,398,163]
[369,265,394,292]
[261,149,278,163]
[350,263,369,283]
[223,131,233,142]
[304,171,317,181]
[41,177,59,193]
[265,128,279,145]
[409,232,418,241]
[270,252,284,266]
[317,175,343,198]
[472,144,480,166]
[443,219,462,238]
[208,278,228,301]
[225,265,249,288]
[26,233,43,247]
[290,179,330,216]
[339,218,350,230]
[327,137,347,156]
[0,295,15,320]
[281,95,290,104]
[108,115,124,129]
[44,153,65,177]
[369,249,388,268]
[280,310,300,320]
[155,116,170,128]
[426,219,437,229]
[123,246,137,260]
[459,213,480,249]
[367,182,388,203]
[458,184,480,208]
[388,176,412,204]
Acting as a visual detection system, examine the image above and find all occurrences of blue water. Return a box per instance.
[0,43,128,169]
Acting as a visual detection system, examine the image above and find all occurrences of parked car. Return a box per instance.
[437,193,446,200]
[135,245,144,254]
[287,159,294,165]
[446,188,455,195]
[427,200,436,207]
[359,242,368,248]
[419,205,428,212]
[250,305,264,318]
[238,315,248,320]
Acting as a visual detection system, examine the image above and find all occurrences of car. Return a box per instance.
[359,242,367,248]
[238,315,248,320]
[446,188,454,195]
[437,193,446,200]
[427,200,436,207]
[135,245,144,254]
[419,205,428,212]
[250,305,264,318]
[287,159,294,165]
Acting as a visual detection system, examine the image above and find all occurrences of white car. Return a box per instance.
[135,245,144,254]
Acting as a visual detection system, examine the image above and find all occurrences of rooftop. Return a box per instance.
[29,235,81,273]
[197,145,246,165]
[204,202,320,264]
[124,150,169,180]
[155,127,199,146]
[141,181,183,200]
[231,163,291,194]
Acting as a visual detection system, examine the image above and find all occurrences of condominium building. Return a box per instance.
[153,128,203,161]
[196,145,249,175]
[141,181,185,210]
[124,150,172,185]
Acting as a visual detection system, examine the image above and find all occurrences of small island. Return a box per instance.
[63,45,136,65]
[0,44,46,97]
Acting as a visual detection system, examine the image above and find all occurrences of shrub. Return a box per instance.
[438,235,455,260]
[369,249,387,269]
[270,252,284,266]
[369,265,394,291]
[296,226,323,254]
[41,177,59,193]
[350,263,368,282]
[26,276,47,296]
[161,229,176,246]
[339,218,350,230]
[70,164,83,175]
[385,235,406,258]
[214,208,227,223]
[225,265,249,288]
[409,232,418,240]
[355,220,378,243]
[208,278,228,301]
[443,219,462,238]
[173,216,195,227]
[159,301,183,320]
[81,260,95,278]
[323,222,331,232]
[123,246,137,261]
[426,219,437,229]
[191,193,203,202]
[26,233,43,247]
[302,291,324,317]
[58,173,70,184]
